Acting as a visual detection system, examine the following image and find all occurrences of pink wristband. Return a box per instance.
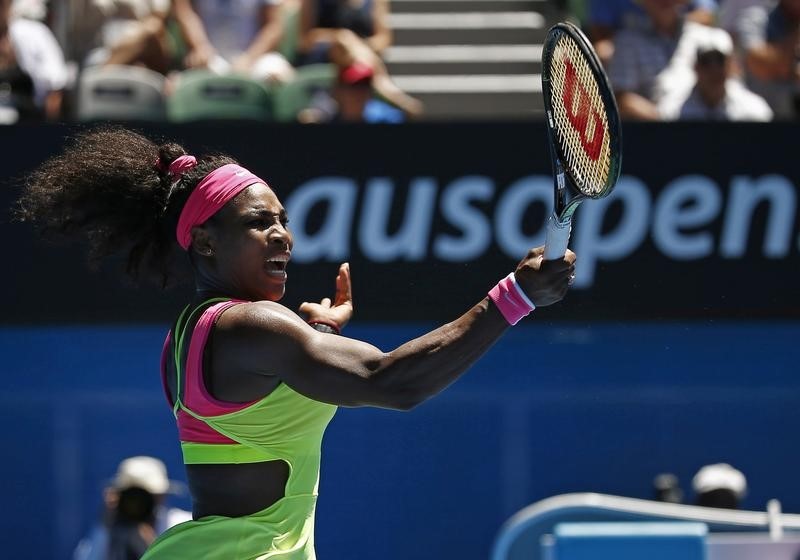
[488,273,536,326]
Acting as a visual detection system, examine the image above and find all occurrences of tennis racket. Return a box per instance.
[541,22,622,260]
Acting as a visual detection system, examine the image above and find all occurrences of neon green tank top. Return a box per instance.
[143,299,338,560]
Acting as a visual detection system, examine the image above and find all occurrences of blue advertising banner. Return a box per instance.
[2,122,798,323]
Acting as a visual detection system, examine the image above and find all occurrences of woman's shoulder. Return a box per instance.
[216,300,304,334]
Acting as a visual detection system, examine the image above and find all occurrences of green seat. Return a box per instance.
[167,70,273,122]
[273,64,335,122]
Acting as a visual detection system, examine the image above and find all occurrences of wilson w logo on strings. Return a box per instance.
[561,57,604,161]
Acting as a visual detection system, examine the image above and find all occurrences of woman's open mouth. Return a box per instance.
[265,254,290,279]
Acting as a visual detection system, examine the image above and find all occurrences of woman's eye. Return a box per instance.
[249,216,288,228]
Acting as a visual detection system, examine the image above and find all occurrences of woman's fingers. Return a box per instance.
[335,262,352,308]
[298,264,351,319]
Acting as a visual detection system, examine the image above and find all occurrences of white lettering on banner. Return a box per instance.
[572,176,651,288]
[285,174,800,288]
[433,176,494,261]
[652,175,721,260]
[720,175,796,258]
[285,177,356,262]
[494,176,551,258]
[359,177,437,262]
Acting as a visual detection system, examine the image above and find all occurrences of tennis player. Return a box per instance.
[18,128,576,559]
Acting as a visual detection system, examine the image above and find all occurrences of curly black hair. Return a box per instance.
[15,127,238,287]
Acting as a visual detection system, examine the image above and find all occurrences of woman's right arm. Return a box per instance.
[217,247,575,410]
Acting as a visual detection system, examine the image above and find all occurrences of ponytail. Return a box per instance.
[15,127,238,287]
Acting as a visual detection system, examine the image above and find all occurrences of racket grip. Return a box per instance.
[543,214,572,260]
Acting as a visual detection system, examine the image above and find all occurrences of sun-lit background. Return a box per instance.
[1,1,799,559]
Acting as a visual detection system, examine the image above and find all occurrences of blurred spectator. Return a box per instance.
[588,0,718,66]
[0,0,67,122]
[739,0,800,118]
[71,0,174,75]
[10,0,46,20]
[297,0,423,117]
[298,60,404,122]
[653,472,684,503]
[660,26,773,120]
[297,0,391,63]
[73,456,191,560]
[719,0,769,43]
[608,0,728,121]
[172,0,295,84]
[692,463,748,509]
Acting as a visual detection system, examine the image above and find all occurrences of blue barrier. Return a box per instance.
[550,522,707,560]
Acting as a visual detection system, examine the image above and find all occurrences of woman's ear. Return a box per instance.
[190,226,216,257]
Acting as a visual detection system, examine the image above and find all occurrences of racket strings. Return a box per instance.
[548,34,613,196]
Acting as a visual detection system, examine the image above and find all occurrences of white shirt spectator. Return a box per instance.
[660,78,773,120]
[659,25,773,121]
[8,17,68,107]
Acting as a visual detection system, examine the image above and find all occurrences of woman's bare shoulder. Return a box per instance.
[216,300,307,336]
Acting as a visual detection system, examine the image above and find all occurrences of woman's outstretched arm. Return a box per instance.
[214,247,575,410]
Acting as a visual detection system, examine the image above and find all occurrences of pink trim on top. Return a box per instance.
[162,300,255,445]
[159,332,174,408]
[182,300,257,416]
[177,412,234,444]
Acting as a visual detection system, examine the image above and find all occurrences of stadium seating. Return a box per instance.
[385,0,559,119]
[167,70,273,123]
[76,65,166,122]
[272,64,336,122]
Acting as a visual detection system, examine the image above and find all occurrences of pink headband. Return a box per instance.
[175,163,266,250]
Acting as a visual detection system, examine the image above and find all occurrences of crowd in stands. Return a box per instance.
[1,0,799,122]
[584,0,800,122]
[0,0,417,123]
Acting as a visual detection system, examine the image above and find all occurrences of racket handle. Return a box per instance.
[543,214,572,260]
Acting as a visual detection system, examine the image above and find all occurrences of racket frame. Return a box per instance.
[541,22,622,259]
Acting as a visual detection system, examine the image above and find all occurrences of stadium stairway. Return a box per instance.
[385,0,564,120]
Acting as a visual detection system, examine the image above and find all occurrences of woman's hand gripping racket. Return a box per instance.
[541,22,622,260]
